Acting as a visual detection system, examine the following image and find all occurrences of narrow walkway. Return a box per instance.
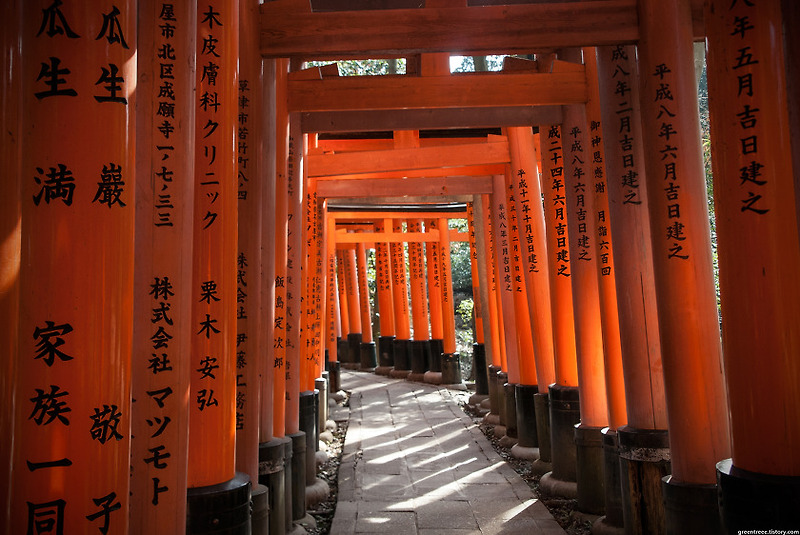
[330,370,567,535]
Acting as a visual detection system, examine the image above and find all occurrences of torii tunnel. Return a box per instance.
[1,1,799,534]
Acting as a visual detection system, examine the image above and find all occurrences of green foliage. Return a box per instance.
[305,59,406,76]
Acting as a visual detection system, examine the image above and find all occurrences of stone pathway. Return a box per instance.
[329,370,566,535]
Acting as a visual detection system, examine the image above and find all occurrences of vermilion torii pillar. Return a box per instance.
[131,1,193,533]
[343,245,362,369]
[188,1,251,531]
[638,0,731,530]
[507,125,557,462]
[407,218,431,382]
[425,218,445,383]
[706,2,800,530]
[539,122,580,491]
[374,219,396,375]
[355,238,377,371]
[13,3,136,534]
[437,217,462,387]
[325,213,342,390]
[596,43,670,535]
[389,219,413,378]
[335,248,350,368]
[466,202,490,400]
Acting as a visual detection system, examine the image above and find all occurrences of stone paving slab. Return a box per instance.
[329,370,567,535]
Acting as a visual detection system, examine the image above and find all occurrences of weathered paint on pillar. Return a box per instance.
[356,240,373,344]
[438,218,458,355]
[0,1,21,530]
[14,2,136,532]
[189,0,239,489]
[260,58,276,444]
[638,0,731,483]
[285,114,303,435]
[466,203,485,346]
[584,46,627,430]
[491,175,521,383]
[540,125,579,387]
[407,219,430,341]
[502,168,537,386]
[706,0,800,476]
[131,1,194,532]
[426,219,445,342]
[235,0,263,483]
[391,220,412,341]
[595,44,667,431]
[374,219,396,338]
[507,126,557,392]
[272,58,289,440]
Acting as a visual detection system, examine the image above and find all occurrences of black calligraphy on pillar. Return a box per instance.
[568,124,592,263]
[607,45,643,207]
[32,164,76,206]
[548,126,570,277]
[27,499,66,535]
[589,120,611,275]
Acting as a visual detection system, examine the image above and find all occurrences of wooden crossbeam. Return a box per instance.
[330,210,468,220]
[260,1,640,57]
[315,176,493,198]
[333,230,469,243]
[301,105,562,133]
[308,138,509,177]
[288,71,586,112]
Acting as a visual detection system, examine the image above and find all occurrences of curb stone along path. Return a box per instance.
[330,370,567,534]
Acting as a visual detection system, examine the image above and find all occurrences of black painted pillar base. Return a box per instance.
[531,391,553,475]
[511,384,539,461]
[344,333,362,369]
[662,476,720,535]
[187,472,251,535]
[494,371,509,437]
[336,337,348,367]
[283,437,294,533]
[251,483,269,535]
[575,424,605,516]
[717,458,800,533]
[540,384,580,499]
[376,335,396,375]
[441,352,463,386]
[499,382,519,448]
[473,343,489,395]
[359,341,377,371]
[408,339,430,382]
[259,437,289,535]
[327,361,341,393]
[483,364,502,426]
[428,339,444,373]
[389,338,411,378]
[299,391,317,487]
[617,425,669,535]
[591,428,624,535]
[289,431,307,522]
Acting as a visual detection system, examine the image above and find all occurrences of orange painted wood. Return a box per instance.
[260,1,639,57]
[326,213,340,362]
[14,3,136,533]
[438,218,458,355]
[706,0,800,476]
[540,125,579,388]
[260,59,277,444]
[595,45,667,431]
[490,175,522,383]
[374,220,396,337]
[507,126,557,392]
[329,209,468,221]
[391,220,412,340]
[407,219,430,340]
[466,203,484,345]
[638,0,730,484]
[288,71,587,113]
[130,1,194,531]
[308,139,509,177]
[562,80,609,429]
[502,170,537,386]
[479,195,503,368]
[316,175,494,198]
[314,164,506,180]
[335,249,351,338]
[426,220,445,341]
[583,47,627,431]
[0,2,19,530]
[356,240,373,344]
[316,137,508,153]
[234,0,264,483]
[333,229,468,244]
[272,58,290,439]
[344,246,362,336]
[188,0,239,488]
